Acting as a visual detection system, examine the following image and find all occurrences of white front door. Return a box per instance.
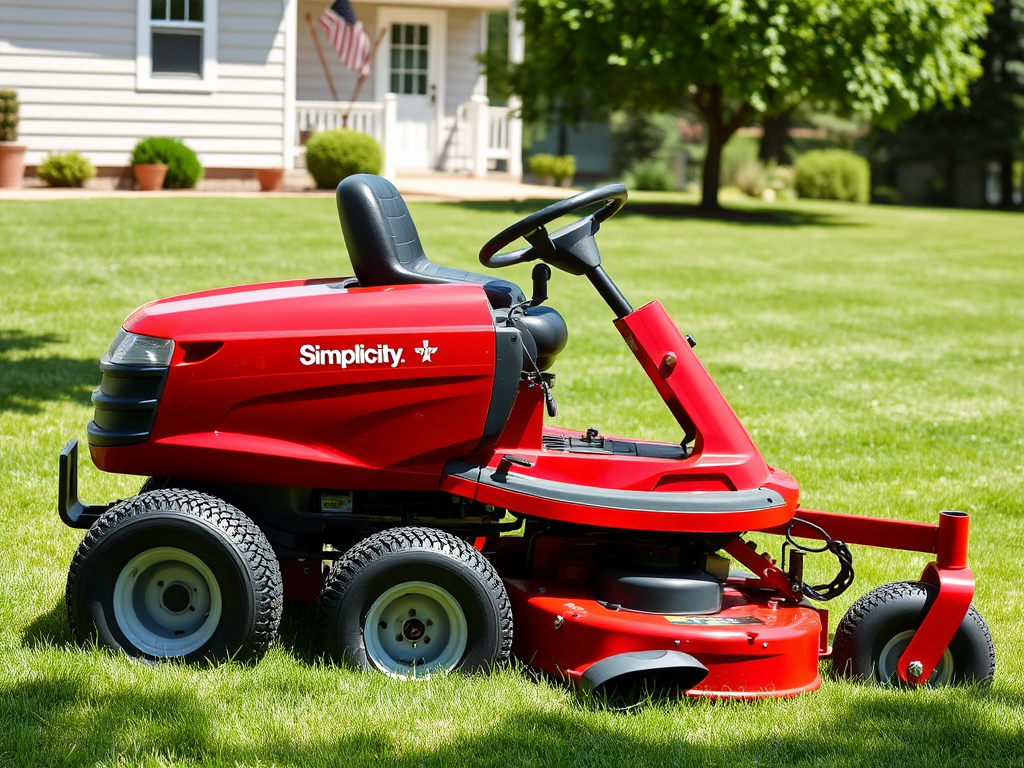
[375,8,446,170]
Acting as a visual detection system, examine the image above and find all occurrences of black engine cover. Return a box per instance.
[597,569,722,615]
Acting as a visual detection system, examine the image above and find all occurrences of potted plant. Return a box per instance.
[550,155,577,187]
[0,90,27,189]
[529,154,556,186]
[255,167,284,192]
[130,137,204,191]
[130,138,168,191]
[529,154,577,187]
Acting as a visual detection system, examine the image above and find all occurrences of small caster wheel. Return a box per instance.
[832,580,994,686]
[317,527,512,678]
[66,489,283,663]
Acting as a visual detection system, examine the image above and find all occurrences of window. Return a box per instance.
[137,0,217,92]
[389,24,428,96]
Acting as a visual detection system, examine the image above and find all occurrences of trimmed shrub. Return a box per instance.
[737,161,797,199]
[36,152,96,188]
[530,154,576,185]
[623,159,675,191]
[0,89,18,143]
[529,153,555,180]
[794,149,870,203]
[549,155,575,185]
[130,138,204,189]
[735,161,768,198]
[720,135,759,187]
[305,129,383,189]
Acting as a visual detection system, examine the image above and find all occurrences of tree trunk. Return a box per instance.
[702,125,724,210]
[759,111,792,165]
[999,154,1015,208]
[557,120,569,157]
[694,84,753,211]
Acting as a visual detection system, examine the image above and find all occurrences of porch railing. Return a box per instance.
[296,95,397,180]
[296,95,514,179]
[297,100,383,139]
[486,106,511,162]
[447,98,511,176]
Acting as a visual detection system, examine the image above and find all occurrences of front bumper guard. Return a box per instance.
[58,439,111,529]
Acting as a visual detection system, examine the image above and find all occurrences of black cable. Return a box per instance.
[783,517,855,602]
[505,304,557,417]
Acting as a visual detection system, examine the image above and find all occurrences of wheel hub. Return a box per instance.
[161,582,192,613]
[403,618,425,641]
[878,630,954,686]
[363,581,468,678]
[112,546,223,657]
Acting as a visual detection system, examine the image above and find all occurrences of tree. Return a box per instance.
[504,0,989,209]
[876,0,1024,207]
[759,111,794,166]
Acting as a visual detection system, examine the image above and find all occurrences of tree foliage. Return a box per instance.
[505,0,989,208]
[875,0,1024,206]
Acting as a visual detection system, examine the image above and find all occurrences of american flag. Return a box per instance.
[318,0,371,75]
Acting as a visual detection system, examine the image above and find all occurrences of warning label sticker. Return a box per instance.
[664,616,765,626]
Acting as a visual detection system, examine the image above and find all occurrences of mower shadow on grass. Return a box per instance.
[1,673,1020,768]
[275,601,324,665]
[20,600,73,651]
[447,199,857,228]
[22,598,344,663]
[0,330,98,415]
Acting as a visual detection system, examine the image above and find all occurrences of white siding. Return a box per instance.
[444,8,484,115]
[2,0,289,169]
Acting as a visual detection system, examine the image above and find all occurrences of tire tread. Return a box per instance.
[66,489,283,661]
[317,526,512,669]
[832,580,994,685]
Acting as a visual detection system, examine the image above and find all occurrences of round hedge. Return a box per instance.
[37,152,96,188]
[305,129,383,189]
[130,137,204,189]
[794,149,870,203]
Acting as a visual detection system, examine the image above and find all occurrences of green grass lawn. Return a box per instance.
[1,193,1022,767]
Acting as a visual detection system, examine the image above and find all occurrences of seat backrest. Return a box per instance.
[336,174,525,308]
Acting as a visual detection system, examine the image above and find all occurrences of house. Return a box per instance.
[0,0,523,183]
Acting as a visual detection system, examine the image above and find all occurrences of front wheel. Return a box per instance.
[317,527,512,678]
[66,490,283,663]
[832,581,994,687]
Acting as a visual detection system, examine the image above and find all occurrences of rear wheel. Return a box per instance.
[832,580,994,686]
[317,527,512,677]
[66,489,283,663]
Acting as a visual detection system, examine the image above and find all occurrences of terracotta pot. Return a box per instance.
[0,143,27,189]
[133,163,167,191]
[256,167,284,192]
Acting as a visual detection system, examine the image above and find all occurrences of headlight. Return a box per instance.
[107,328,175,367]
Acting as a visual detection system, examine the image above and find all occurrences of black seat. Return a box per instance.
[336,174,526,308]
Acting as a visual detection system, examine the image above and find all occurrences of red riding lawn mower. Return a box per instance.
[60,175,994,700]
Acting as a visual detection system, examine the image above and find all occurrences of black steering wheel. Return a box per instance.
[479,183,627,276]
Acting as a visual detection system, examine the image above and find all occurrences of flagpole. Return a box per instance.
[343,27,389,128]
[306,12,340,103]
